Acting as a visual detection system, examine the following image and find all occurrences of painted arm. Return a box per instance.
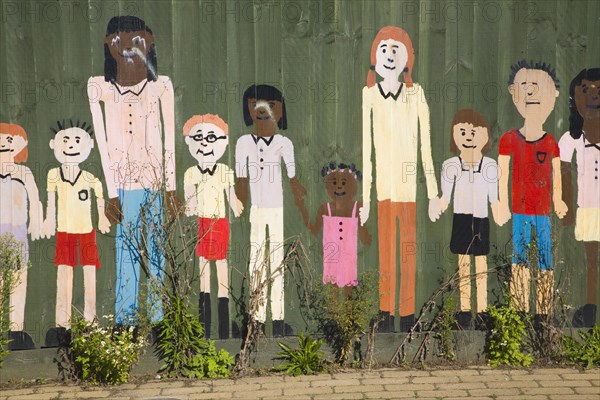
[552,157,568,218]
[225,168,243,218]
[439,160,455,216]
[488,161,501,225]
[282,137,307,213]
[93,176,110,234]
[183,184,197,217]
[160,77,183,217]
[23,167,42,240]
[560,161,575,225]
[87,78,122,225]
[44,191,56,239]
[235,138,249,206]
[357,201,372,246]
[497,155,512,225]
[310,204,327,235]
[360,87,373,226]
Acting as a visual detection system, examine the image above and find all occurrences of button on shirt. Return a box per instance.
[87,76,175,199]
[441,156,499,218]
[559,132,600,208]
[235,134,296,208]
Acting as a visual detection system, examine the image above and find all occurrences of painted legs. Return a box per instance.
[55,265,96,328]
[457,255,488,313]
[199,258,230,339]
[248,206,285,324]
[378,201,417,324]
[115,189,164,324]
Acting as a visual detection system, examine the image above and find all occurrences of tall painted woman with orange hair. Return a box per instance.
[0,123,43,349]
[360,27,443,332]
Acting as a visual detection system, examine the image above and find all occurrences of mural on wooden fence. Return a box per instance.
[1,0,598,350]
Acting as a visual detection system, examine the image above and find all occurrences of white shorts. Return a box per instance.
[575,208,600,242]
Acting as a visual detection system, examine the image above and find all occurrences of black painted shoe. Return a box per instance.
[455,311,472,330]
[272,320,284,337]
[475,312,490,331]
[378,311,391,333]
[8,331,36,350]
[218,298,230,340]
[284,323,295,337]
[43,327,69,348]
[400,314,415,332]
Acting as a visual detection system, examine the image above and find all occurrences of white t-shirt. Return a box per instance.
[441,156,499,218]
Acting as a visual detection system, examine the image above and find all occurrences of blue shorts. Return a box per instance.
[512,214,553,271]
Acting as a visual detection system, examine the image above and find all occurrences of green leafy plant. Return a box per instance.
[70,315,146,384]
[485,302,533,367]
[434,297,457,361]
[155,293,233,379]
[0,233,28,367]
[273,333,326,376]
[563,326,600,368]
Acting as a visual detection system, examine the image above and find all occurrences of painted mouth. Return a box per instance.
[334,191,346,196]
[63,151,81,156]
[525,101,540,105]
[462,144,477,149]
[383,65,396,70]
[0,148,10,153]
[586,104,600,110]
[197,150,214,156]
[256,116,271,120]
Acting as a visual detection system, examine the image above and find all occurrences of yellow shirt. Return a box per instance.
[184,163,234,219]
[47,168,104,234]
[362,83,438,203]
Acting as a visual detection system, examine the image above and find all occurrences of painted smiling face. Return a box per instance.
[325,170,358,201]
[0,133,27,161]
[185,122,228,164]
[50,128,94,164]
[247,98,283,136]
[452,123,489,154]
[375,39,408,82]
[574,79,600,122]
[509,68,559,124]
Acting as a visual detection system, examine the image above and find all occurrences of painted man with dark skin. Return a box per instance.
[88,16,181,323]
[559,68,600,327]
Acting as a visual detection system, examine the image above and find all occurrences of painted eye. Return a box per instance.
[382,49,386,54]
[206,134,218,143]
[461,132,466,136]
[583,87,588,94]
[192,134,203,142]
[392,49,396,54]
[63,139,68,143]
[342,181,346,186]
[76,139,80,143]
[7,137,13,143]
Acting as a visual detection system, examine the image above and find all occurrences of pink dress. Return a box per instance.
[322,202,359,287]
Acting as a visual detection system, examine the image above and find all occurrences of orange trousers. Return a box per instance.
[378,200,417,316]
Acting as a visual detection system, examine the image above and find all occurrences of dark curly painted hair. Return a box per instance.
[321,162,362,181]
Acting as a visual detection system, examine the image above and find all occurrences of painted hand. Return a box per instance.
[562,207,575,226]
[235,178,249,206]
[428,197,443,222]
[167,191,184,218]
[106,197,123,225]
[233,198,244,218]
[98,214,111,234]
[42,217,56,239]
[496,201,512,226]
[290,178,307,201]
[359,203,370,226]
[439,196,449,213]
[28,220,41,241]
[554,199,568,219]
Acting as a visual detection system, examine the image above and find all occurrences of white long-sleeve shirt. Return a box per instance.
[362,82,438,204]
[87,76,176,198]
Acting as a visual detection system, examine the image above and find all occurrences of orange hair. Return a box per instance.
[0,123,28,163]
[183,114,228,136]
[366,26,415,88]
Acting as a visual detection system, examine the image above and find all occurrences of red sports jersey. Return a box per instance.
[498,130,559,216]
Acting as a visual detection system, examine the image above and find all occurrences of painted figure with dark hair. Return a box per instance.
[87,16,180,323]
[437,109,502,329]
[235,84,306,337]
[559,68,600,327]
[497,61,567,320]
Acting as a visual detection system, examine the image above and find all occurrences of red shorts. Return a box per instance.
[55,230,100,268]
[197,217,229,260]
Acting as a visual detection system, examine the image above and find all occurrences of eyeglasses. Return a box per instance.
[189,133,226,143]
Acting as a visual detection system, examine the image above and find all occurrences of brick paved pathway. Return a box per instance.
[1,367,598,399]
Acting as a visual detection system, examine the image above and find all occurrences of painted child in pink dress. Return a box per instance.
[308,163,372,296]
